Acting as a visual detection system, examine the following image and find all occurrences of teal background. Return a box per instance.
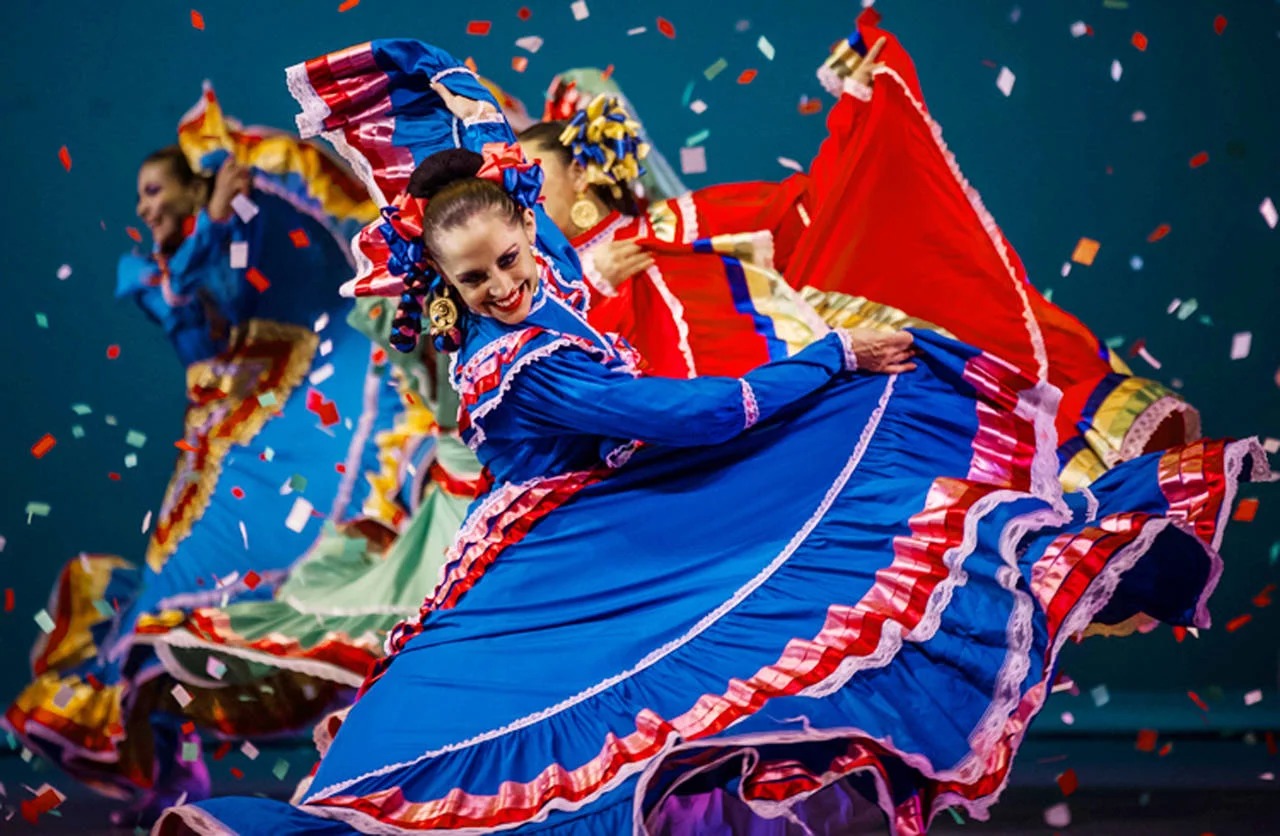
[0,0,1276,724]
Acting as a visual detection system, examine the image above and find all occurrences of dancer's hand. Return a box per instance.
[431,81,499,123]
[849,37,887,88]
[844,328,917,374]
[589,240,654,289]
[207,157,251,222]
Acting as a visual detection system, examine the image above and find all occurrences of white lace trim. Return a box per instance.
[816,64,843,99]
[1118,394,1202,462]
[154,804,236,836]
[140,628,368,688]
[883,68,1049,380]
[462,337,582,451]
[676,191,699,243]
[834,330,859,372]
[1081,486,1099,523]
[740,379,760,429]
[844,77,874,102]
[329,356,384,521]
[645,264,699,378]
[304,375,897,804]
[578,247,617,298]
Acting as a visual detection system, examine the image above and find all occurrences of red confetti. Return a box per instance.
[517,6,531,20]
[1252,584,1275,608]
[371,347,387,365]
[108,472,121,481]
[306,389,340,427]
[213,741,232,761]
[858,6,882,27]
[1213,15,1227,34]
[512,55,529,73]
[657,17,676,38]
[1136,729,1158,751]
[58,145,72,171]
[1232,497,1259,522]
[737,69,758,85]
[798,98,824,116]
[106,344,121,359]
[106,721,124,737]
[1147,223,1172,242]
[230,767,244,779]
[176,439,201,453]
[1158,742,1174,757]
[335,462,347,474]
[20,788,63,824]
[126,226,143,243]
[243,570,261,590]
[190,9,205,29]
[31,434,56,459]
[1266,731,1277,756]
[1131,32,1148,51]
[85,673,103,690]
[1172,625,1187,642]
[182,215,197,237]
[288,228,310,248]
[231,486,245,499]
[337,0,359,10]
[1056,768,1078,796]
[181,721,196,734]
[245,267,271,292]
[980,59,998,69]
[1189,151,1210,168]
[3,588,13,612]
[1187,690,1209,712]
[466,20,491,36]
[1225,614,1253,632]
[600,64,614,81]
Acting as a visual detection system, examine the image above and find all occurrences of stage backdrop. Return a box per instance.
[0,0,1276,732]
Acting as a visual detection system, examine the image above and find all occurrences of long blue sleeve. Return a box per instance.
[503,332,853,447]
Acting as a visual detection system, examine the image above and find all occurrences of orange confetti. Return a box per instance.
[600,64,614,81]
[369,304,383,319]
[288,228,311,248]
[1147,223,1171,242]
[106,344,121,359]
[190,9,205,29]
[31,434,56,459]
[737,69,758,85]
[58,145,72,171]
[1071,237,1100,266]
[657,17,676,38]
[371,347,387,365]
[1232,497,1258,522]
[175,439,201,453]
[464,57,479,73]
[1131,32,1148,51]
[337,0,359,10]
[1136,729,1158,751]
[512,55,529,73]
[1213,14,1227,34]
[1056,769,1078,796]
[466,20,491,36]
[1252,583,1275,608]
[1226,614,1253,632]
[517,6,531,20]
[1189,151,1209,168]
[245,267,270,292]
[798,98,824,116]
[126,226,143,243]
[1187,690,1209,712]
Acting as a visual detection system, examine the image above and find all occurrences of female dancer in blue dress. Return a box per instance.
[3,85,403,826]
[152,41,1271,835]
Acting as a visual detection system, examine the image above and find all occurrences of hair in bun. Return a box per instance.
[408,149,523,259]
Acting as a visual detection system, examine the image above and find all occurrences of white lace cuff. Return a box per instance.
[741,379,760,429]
[835,330,859,372]
[580,249,617,297]
[844,78,873,102]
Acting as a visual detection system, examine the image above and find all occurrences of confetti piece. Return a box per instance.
[1061,711,1074,725]
[1147,223,1171,242]
[1260,197,1277,229]
[33,610,55,633]
[126,226,143,243]
[1189,151,1209,168]
[106,344,121,359]
[517,7,531,20]
[285,498,315,533]
[1136,728,1157,751]
[183,215,197,237]
[1213,14,1227,35]
[309,363,335,386]
[288,474,308,493]
[243,570,261,590]
[679,146,707,175]
[1253,583,1274,607]
[1110,60,1122,82]
[511,56,528,73]
[231,767,244,779]
[337,0,359,11]
[626,26,646,35]
[1071,237,1100,266]
[213,741,232,760]
[240,742,259,760]
[142,510,152,533]
[777,157,804,173]
[515,35,543,53]
[20,786,64,824]
[466,20,491,36]
[25,503,51,523]
[703,58,727,81]
[231,194,259,222]
[1245,690,1263,706]
[1044,802,1070,828]
[684,129,710,146]
[124,453,137,469]
[245,267,270,292]
[272,758,290,780]
[946,807,964,825]
[1233,498,1259,522]
[239,520,249,549]
[71,403,92,415]
[1070,21,1088,37]
[1175,299,1198,320]
[798,97,823,116]
[689,99,707,114]
[31,434,56,459]
[190,9,205,29]
[1129,255,1144,270]
[1230,331,1252,360]
[1187,690,1209,712]
[1056,769,1078,796]
[656,17,675,38]
[262,447,275,462]
[757,36,775,60]
[171,685,193,708]
[320,338,333,357]
[231,486,245,500]
[92,599,114,618]
[996,67,1015,96]
[1137,345,1162,369]
[1091,684,1110,707]
[570,1,588,22]
[258,392,277,407]
[125,430,147,449]
[1131,32,1148,51]
[1226,613,1253,632]
[229,241,248,269]
[1131,110,1147,122]
[314,312,330,332]
[4,589,13,612]
[56,264,72,280]
[181,741,199,762]
[737,69,757,85]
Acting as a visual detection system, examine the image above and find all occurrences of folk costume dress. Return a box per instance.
[2,85,400,800]
[152,39,1272,836]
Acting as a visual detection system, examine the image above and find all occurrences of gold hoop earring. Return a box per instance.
[570,195,601,230]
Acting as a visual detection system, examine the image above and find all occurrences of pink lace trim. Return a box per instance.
[740,379,760,429]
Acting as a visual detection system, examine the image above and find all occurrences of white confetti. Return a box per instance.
[56,264,72,280]
[777,157,805,173]
[230,193,259,223]
[626,26,646,35]
[996,66,1016,96]
[1263,438,1280,454]
[1262,772,1276,781]
[757,35,775,60]
[171,684,193,708]
[309,363,335,385]
[240,741,259,760]
[570,0,589,21]
[1131,110,1147,122]
[1044,802,1071,828]
[52,685,75,710]
[1070,21,1088,38]
[217,571,240,589]
[1167,298,1182,315]
[124,452,138,468]
[679,146,707,175]
[320,339,333,357]
[229,240,249,269]
[1129,255,1144,270]
[206,657,227,680]
[1245,689,1263,706]
[1111,59,1123,81]
[1061,711,1075,725]
[1261,197,1278,229]
[142,510,153,533]
[1010,6,1021,23]
[285,497,314,533]
[314,312,330,332]
[239,520,249,549]
[515,35,543,53]
[1230,331,1252,360]
[1137,345,1162,369]
[689,99,707,114]
[1060,261,1072,278]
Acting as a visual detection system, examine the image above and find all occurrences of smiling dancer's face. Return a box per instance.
[136,159,206,255]
[433,206,541,326]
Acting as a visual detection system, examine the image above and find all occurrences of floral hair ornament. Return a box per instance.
[557,94,649,197]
